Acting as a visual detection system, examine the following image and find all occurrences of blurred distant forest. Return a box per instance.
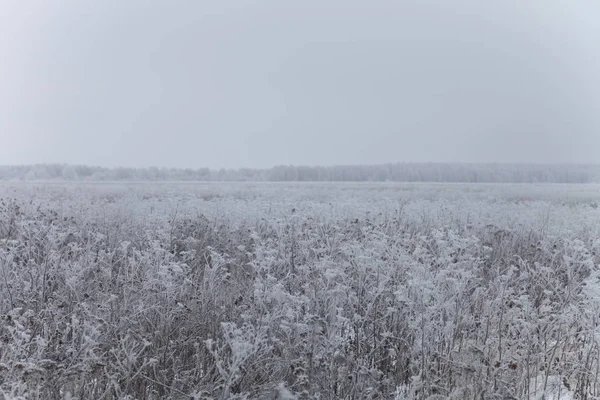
[1,163,599,183]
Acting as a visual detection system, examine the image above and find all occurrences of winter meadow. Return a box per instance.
[3,0,600,398]
[1,180,599,399]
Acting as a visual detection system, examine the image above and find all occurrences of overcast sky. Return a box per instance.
[1,1,599,169]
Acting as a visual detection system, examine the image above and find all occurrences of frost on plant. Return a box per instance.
[0,182,599,399]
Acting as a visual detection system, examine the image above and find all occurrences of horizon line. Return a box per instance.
[2,161,600,171]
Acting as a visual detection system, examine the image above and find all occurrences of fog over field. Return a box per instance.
[1,1,600,399]
[1,0,599,168]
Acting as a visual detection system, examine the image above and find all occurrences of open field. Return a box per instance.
[1,182,600,399]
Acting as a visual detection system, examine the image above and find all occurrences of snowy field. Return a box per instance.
[1,182,600,399]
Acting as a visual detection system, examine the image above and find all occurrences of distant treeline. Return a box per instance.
[1,163,599,183]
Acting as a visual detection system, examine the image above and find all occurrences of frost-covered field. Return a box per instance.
[1,182,600,399]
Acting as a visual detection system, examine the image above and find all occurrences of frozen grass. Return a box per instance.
[0,182,599,399]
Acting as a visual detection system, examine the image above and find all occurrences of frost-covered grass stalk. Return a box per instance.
[0,182,599,399]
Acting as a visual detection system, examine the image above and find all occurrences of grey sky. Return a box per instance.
[1,0,599,169]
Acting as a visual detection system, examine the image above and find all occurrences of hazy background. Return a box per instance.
[1,0,599,169]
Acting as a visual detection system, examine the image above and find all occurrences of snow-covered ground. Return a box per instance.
[0,182,598,399]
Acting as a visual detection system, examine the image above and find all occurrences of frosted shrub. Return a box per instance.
[0,182,599,399]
